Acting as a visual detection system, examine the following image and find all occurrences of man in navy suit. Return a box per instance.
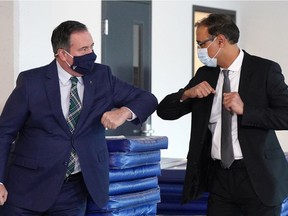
[0,20,157,215]
[157,14,288,215]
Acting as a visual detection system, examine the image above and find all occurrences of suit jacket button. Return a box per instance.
[64,162,68,166]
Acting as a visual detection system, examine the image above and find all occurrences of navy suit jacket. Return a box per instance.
[157,50,288,206]
[0,60,158,211]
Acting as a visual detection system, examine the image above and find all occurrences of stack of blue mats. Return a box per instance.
[157,158,208,216]
[158,154,288,216]
[85,136,168,216]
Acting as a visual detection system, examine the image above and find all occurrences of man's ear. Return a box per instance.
[56,49,68,61]
[217,34,226,47]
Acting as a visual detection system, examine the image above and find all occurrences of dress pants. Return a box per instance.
[0,172,88,216]
[207,160,281,216]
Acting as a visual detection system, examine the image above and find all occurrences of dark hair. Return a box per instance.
[51,20,88,55]
[195,14,239,44]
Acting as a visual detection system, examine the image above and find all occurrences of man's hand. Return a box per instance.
[0,184,8,206]
[181,81,215,101]
[223,92,244,115]
[101,107,132,129]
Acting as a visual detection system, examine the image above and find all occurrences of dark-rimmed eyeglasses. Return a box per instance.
[197,37,214,48]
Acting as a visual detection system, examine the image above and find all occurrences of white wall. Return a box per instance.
[1,0,288,158]
[0,1,16,111]
[17,0,102,72]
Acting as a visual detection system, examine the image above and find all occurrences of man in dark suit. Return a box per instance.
[157,14,288,215]
[0,20,158,215]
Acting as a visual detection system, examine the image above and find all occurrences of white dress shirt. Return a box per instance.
[57,62,83,174]
[209,50,244,160]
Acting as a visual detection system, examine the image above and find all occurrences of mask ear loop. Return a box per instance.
[64,50,74,58]
[207,37,221,59]
[54,48,64,58]
[212,47,221,59]
[62,50,74,68]
[206,37,217,49]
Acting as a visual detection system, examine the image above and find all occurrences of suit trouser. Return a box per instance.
[0,172,88,216]
[207,160,281,216]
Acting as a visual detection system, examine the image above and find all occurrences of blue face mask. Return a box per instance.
[65,51,97,75]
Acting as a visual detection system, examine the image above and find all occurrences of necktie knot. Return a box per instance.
[222,70,231,93]
[70,76,78,86]
[222,69,229,78]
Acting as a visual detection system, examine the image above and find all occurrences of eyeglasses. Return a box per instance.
[197,37,215,48]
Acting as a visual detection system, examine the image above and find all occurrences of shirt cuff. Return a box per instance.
[124,107,137,121]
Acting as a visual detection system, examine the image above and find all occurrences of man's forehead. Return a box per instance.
[70,31,93,47]
[196,26,209,39]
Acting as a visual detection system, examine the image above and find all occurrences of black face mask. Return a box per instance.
[66,51,97,75]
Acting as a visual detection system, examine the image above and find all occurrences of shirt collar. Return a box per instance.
[56,61,83,85]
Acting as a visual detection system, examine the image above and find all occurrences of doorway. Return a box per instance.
[102,0,152,136]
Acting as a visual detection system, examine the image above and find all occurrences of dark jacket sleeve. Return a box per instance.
[241,60,288,130]
[157,76,200,121]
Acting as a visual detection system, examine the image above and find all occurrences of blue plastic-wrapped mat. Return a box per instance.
[281,197,288,216]
[106,136,168,152]
[159,158,187,183]
[87,187,160,212]
[281,153,288,215]
[157,201,207,214]
[158,158,207,215]
[158,183,183,194]
[109,163,161,182]
[158,190,208,212]
[157,210,205,216]
[109,150,160,169]
[85,203,157,216]
[109,176,158,196]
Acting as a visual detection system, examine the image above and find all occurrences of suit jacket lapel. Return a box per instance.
[45,60,71,135]
[238,51,253,100]
[196,68,220,137]
[206,68,221,109]
[208,68,220,91]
